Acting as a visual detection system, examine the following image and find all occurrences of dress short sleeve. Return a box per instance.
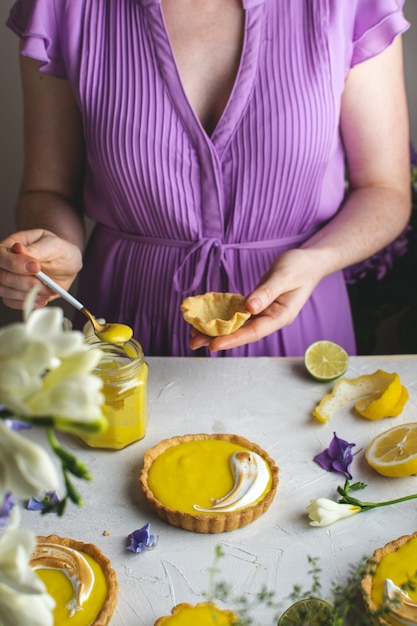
[6,0,66,77]
[351,0,409,66]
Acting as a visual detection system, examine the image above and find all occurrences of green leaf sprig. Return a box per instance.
[337,479,417,511]
[204,546,417,625]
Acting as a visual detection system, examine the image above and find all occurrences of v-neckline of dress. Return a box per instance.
[142,0,267,157]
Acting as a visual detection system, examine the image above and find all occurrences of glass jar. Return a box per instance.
[80,338,148,449]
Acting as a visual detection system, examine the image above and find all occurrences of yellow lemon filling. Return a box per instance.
[155,602,238,625]
[34,551,107,626]
[371,538,417,626]
[147,439,272,514]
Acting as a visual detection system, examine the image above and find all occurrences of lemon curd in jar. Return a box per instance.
[81,338,148,449]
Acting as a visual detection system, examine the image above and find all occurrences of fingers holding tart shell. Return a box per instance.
[181,292,251,337]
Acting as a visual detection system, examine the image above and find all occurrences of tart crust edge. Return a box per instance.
[140,433,279,533]
[33,534,118,626]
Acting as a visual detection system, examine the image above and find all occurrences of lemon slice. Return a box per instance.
[278,598,334,625]
[365,423,417,477]
[313,370,408,423]
[304,341,348,381]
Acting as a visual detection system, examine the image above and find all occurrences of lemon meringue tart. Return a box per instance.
[31,535,118,626]
[180,292,251,336]
[140,433,279,533]
[361,532,417,625]
[154,602,239,625]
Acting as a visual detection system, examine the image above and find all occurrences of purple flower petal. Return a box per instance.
[327,433,355,459]
[127,523,157,554]
[4,418,32,431]
[26,491,60,512]
[0,493,15,526]
[313,449,334,472]
[331,459,353,480]
[314,432,356,479]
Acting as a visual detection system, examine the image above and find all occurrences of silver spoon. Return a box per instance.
[36,271,133,344]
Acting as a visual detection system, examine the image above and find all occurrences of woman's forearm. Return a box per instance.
[16,190,86,253]
[300,183,412,281]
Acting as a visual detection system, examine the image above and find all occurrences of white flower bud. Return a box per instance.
[0,422,59,500]
[0,527,54,626]
[307,497,361,527]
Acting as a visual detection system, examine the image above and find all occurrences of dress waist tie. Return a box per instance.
[96,224,315,295]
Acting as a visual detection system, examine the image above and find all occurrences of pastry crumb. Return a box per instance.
[103,530,110,536]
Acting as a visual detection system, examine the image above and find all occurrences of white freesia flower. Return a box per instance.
[0,421,58,501]
[25,370,104,423]
[0,306,104,428]
[0,526,54,626]
[307,498,361,527]
[0,297,108,626]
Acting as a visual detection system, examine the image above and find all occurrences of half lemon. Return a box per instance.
[366,422,417,477]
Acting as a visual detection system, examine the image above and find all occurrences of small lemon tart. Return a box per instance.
[140,433,279,533]
[31,535,118,626]
[180,292,251,336]
[361,532,417,625]
[154,602,239,625]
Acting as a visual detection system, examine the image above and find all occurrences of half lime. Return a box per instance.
[278,598,335,626]
[304,340,348,382]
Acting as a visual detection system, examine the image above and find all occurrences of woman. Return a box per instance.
[0,0,411,356]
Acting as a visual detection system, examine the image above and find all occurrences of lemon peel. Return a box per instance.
[356,385,409,420]
[313,370,408,423]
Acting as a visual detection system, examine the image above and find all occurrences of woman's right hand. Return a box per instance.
[0,229,83,310]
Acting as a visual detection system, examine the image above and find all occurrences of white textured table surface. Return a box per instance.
[21,356,417,625]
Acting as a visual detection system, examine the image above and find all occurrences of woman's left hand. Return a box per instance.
[189,247,321,352]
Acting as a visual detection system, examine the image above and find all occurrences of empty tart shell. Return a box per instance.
[140,433,279,534]
[361,532,417,625]
[154,602,239,625]
[31,535,118,626]
[180,292,251,336]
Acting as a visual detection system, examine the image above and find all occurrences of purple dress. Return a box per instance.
[7,0,409,356]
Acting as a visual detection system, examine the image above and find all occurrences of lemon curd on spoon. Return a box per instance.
[93,322,133,345]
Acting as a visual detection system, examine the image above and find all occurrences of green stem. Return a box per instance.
[337,483,417,512]
[47,428,91,479]
[1,410,105,437]
[63,470,84,507]
[47,428,85,509]
[0,410,55,428]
